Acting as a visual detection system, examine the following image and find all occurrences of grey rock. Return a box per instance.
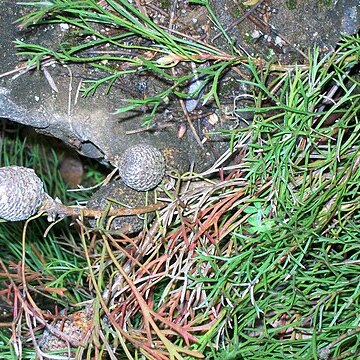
[209,0,359,62]
[86,179,156,234]
[0,1,224,176]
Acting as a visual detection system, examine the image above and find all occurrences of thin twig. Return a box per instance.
[46,201,166,218]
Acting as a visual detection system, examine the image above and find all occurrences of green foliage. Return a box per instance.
[0,125,101,281]
[189,36,360,359]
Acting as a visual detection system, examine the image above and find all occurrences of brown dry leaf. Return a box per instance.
[44,287,68,297]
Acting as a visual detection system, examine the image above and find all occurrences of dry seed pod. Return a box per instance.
[0,166,48,221]
[117,144,165,191]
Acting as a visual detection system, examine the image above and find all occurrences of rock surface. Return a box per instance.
[0,0,358,178]
[209,0,359,63]
[0,1,229,176]
[86,179,155,234]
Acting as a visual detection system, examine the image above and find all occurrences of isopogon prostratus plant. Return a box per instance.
[0,166,57,221]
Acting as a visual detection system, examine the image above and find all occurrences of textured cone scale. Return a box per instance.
[118,144,165,191]
[0,166,47,221]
